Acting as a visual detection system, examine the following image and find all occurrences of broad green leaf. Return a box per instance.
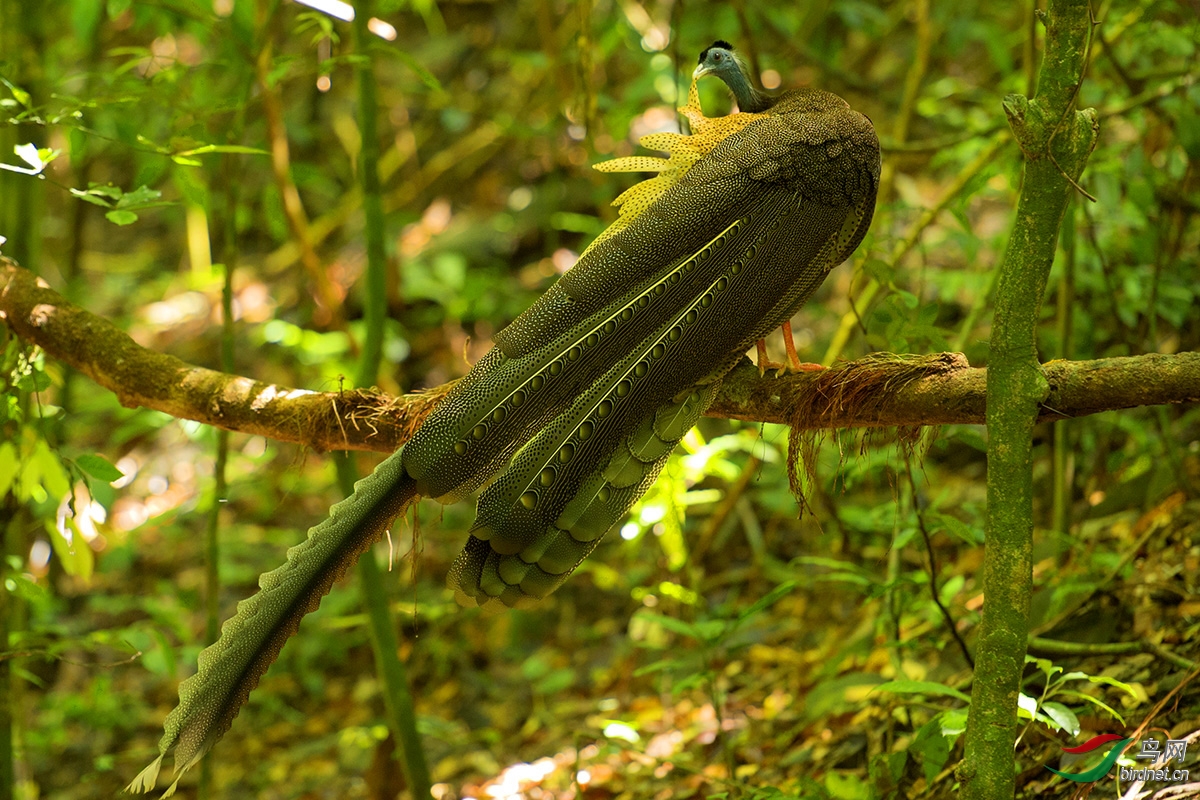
[105,210,138,226]
[13,370,51,392]
[824,770,868,800]
[1041,702,1080,736]
[116,185,161,207]
[75,454,124,482]
[939,708,969,737]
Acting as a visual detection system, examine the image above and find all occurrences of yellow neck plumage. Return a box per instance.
[583,79,767,256]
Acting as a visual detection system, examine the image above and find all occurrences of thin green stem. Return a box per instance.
[200,61,250,794]
[354,4,387,392]
[349,5,432,796]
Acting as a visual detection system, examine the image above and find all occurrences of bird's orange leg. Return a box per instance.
[758,322,827,376]
[781,320,826,373]
[756,338,784,376]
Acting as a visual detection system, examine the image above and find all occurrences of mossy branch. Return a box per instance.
[4,260,1197,456]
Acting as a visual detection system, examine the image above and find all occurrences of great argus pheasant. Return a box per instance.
[695,40,819,373]
[129,41,880,794]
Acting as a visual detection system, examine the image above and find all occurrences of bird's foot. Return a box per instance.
[756,339,786,377]
[757,322,828,377]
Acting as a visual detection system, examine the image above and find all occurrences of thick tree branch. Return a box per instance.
[3,259,1197,454]
[0,258,445,452]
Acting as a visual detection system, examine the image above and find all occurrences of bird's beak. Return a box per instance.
[692,64,709,80]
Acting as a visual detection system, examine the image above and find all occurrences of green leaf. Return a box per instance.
[912,719,950,782]
[116,185,162,207]
[390,49,444,94]
[872,680,971,703]
[1041,702,1080,736]
[1058,671,1139,697]
[75,454,124,482]
[105,210,139,226]
[892,288,920,309]
[46,518,94,580]
[70,188,115,208]
[894,524,917,548]
[939,708,968,736]
[926,511,984,545]
[861,257,893,282]
[824,770,868,800]
[631,657,690,677]
[175,144,269,157]
[633,612,703,641]
[14,370,51,392]
[0,443,18,497]
[85,183,124,200]
[1053,690,1127,726]
[0,78,31,108]
[736,581,797,624]
[791,556,874,587]
[28,440,71,501]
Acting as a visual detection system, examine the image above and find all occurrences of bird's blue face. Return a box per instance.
[694,44,739,80]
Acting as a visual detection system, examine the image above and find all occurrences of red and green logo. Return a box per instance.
[1046,734,1132,783]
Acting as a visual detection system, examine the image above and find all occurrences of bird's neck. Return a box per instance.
[725,69,771,113]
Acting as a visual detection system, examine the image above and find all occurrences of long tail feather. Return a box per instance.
[128,449,416,795]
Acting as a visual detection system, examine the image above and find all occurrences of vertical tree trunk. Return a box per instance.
[958,1,1099,797]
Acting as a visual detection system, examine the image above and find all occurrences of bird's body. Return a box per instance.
[406,69,880,609]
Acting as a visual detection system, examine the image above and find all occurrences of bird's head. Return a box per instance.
[693,40,742,81]
[692,40,773,114]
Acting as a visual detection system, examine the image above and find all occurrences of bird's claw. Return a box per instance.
[756,322,827,377]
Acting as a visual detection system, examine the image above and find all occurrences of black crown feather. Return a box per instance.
[698,40,736,63]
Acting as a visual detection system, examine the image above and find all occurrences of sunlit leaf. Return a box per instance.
[75,454,124,483]
[46,518,94,580]
[105,210,138,226]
